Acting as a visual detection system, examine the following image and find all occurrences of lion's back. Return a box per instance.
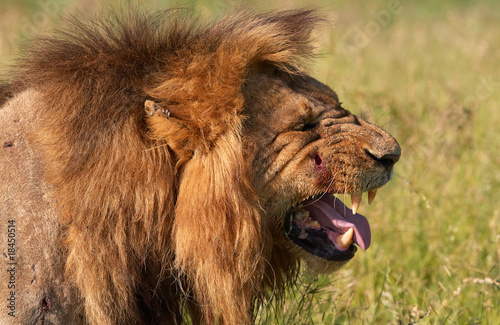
[0,90,83,324]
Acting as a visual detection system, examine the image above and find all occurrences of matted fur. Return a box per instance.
[0,8,400,325]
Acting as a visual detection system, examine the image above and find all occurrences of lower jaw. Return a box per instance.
[282,237,353,274]
[284,210,357,262]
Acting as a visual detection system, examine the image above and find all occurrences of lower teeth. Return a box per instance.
[334,228,353,249]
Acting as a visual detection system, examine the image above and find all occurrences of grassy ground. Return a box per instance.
[1,0,498,324]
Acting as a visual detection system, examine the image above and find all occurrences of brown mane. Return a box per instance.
[0,83,13,107]
[14,9,322,324]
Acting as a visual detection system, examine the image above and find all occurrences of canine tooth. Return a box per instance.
[335,228,354,249]
[351,193,362,215]
[368,189,377,205]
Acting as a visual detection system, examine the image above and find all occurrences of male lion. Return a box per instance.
[0,9,400,324]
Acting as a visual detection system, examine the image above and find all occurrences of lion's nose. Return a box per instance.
[352,115,401,169]
[365,143,401,169]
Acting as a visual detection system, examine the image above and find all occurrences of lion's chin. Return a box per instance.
[284,193,371,272]
[284,241,352,274]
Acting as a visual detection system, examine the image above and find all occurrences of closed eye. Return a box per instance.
[301,122,316,131]
[292,121,317,132]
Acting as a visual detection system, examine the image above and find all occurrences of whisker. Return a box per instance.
[342,174,349,217]
[301,176,336,208]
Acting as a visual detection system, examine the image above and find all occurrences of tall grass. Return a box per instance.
[314,2,500,324]
[1,0,498,324]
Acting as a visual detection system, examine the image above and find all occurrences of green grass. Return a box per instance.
[2,0,498,324]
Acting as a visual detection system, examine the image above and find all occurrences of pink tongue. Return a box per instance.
[303,194,371,251]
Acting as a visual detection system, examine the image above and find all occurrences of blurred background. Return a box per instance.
[1,0,498,324]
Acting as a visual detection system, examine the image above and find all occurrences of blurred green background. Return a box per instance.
[1,0,498,324]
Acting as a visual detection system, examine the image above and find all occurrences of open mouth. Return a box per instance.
[284,192,374,262]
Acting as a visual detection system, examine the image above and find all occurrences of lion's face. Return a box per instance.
[242,66,401,272]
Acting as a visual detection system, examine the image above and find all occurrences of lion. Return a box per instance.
[0,9,400,324]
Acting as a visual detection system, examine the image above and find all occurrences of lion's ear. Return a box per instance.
[144,100,194,157]
[145,99,170,119]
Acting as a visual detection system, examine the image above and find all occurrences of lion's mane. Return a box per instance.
[12,9,321,324]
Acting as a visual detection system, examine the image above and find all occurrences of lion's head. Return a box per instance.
[243,68,400,273]
[4,9,399,325]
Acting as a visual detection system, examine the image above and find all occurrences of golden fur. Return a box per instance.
[0,9,400,324]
